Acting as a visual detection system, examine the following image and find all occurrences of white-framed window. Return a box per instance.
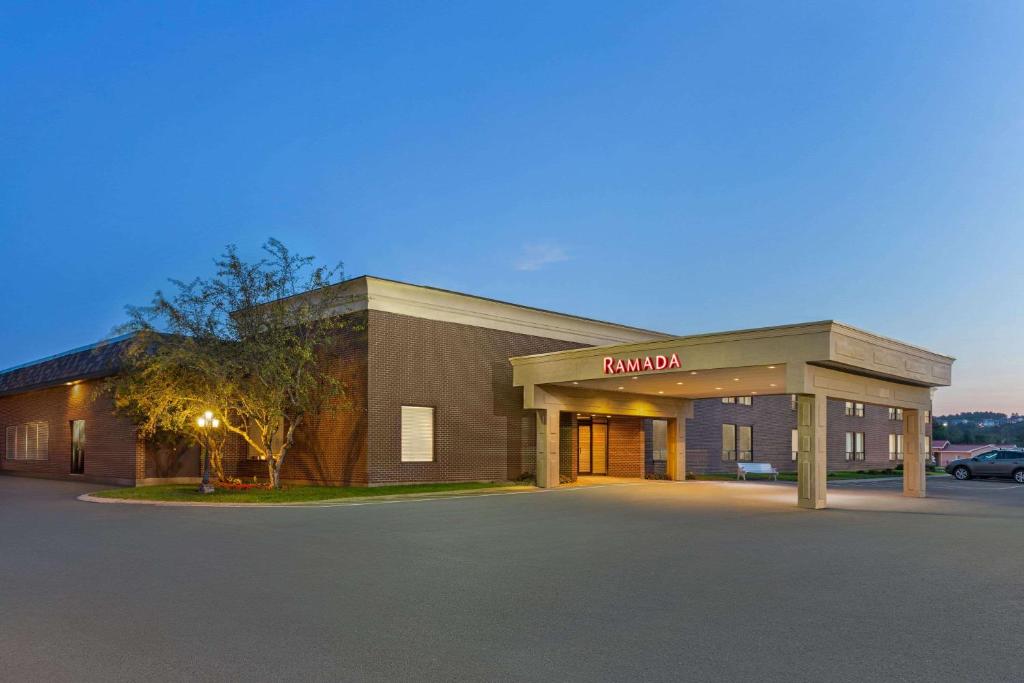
[888,407,903,421]
[721,423,736,461]
[5,422,49,461]
[889,433,904,460]
[401,406,434,462]
[737,396,752,406]
[791,428,799,461]
[844,431,865,460]
[721,397,736,404]
[651,419,668,462]
[738,425,753,461]
[845,402,865,417]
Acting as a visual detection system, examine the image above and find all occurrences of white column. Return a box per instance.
[535,408,561,488]
[903,408,927,498]
[796,393,828,509]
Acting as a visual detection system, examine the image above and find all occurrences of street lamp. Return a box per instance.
[196,410,220,494]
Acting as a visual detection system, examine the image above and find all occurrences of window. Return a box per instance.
[845,402,865,417]
[70,420,85,474]
[651,419,668,462]
[790,394,798,411]
[791,428,799,461]
[888,407,903,421]
[845,431,865,460]
[737,396,752,406]
[996,451,1022,460]
[889,433,904,460]
[721,424,736,461]
[5,422,49,461]
[738,425,753,461]
[721,397,736,404]
[401,406,434,462]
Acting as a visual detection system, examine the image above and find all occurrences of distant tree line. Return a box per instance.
[933,411,1024,445]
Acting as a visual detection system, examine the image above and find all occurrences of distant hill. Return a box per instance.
[934,412,1024,444]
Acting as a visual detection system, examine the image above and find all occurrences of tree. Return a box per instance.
[111,238,355,489]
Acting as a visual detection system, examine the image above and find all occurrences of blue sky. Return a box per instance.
[2,2,1022,413]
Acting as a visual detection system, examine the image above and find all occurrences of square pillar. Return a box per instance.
[903,408,927,498]
[666,409,688,482]
[535,408,561,488]
[796,394,827,509]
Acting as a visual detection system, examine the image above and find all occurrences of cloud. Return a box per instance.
[514,243,570,271]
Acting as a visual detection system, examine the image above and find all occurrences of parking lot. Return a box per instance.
[1,474,1022,682]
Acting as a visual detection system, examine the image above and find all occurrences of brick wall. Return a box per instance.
[0,380,142,485]
[827,400,907,471]
[685,395,907,475]
[365,310,584,484]
[275,314,369,485]
[608,416,644,478]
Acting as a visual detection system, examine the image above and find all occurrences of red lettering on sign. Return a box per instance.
[600,352,684,375]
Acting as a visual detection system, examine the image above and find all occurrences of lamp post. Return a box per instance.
[196,410,220,494]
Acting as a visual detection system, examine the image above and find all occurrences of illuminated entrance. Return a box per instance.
[511,320,953,510]
[577,417,608,475]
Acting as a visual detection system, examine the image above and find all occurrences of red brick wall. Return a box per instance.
[365,310,585,484]
[0,380,142,485]
[608,416,644,478]
[276,314,369,485]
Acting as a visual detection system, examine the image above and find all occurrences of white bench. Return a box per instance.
[736,462,779,481]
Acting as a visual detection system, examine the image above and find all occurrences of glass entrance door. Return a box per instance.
[70,420,85,474]
[578,418,608,475]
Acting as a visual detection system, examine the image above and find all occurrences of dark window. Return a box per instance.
[997,451,1020,460]
[70,420,85,474]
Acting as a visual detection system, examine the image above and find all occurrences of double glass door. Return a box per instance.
[578,418,608,475]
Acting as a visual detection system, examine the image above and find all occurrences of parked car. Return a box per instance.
[945,449,1024,483]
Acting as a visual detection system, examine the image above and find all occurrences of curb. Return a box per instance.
[76,485,545,508]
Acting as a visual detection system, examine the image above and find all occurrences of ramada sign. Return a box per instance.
[602,353,681,375]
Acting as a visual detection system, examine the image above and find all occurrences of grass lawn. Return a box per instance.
[90,481,523,504]
[689,469,949,482]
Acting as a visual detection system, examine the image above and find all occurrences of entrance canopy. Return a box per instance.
[513,320,952,406]
[510,320,954,509]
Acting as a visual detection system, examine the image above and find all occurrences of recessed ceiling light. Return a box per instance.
[605,415,611,418]
[690,371,698,375]
[618,386,624,390]
[658,390,664,394]
[572,381,579,385]
[769,383,776,387]
[733,378,740,382]
[715,387,722,390]
[768,366,776,369]
[631,376,638,380]
[676,381,683,385]
[752,391,758,395]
